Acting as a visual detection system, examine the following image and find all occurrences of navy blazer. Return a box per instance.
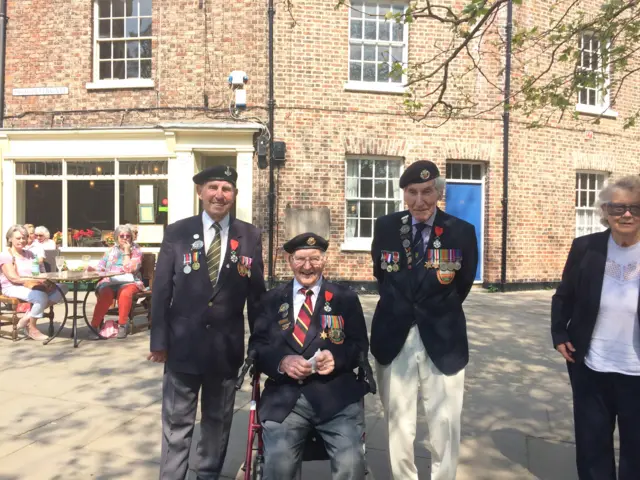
[150,215,266,377]
[370,208,478,375]
[249,280,369,423]
[551,230,640,364]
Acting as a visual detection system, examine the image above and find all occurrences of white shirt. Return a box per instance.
[412,210,437,252]
[293,276,323,319]
[25,242,45,259]
[202,211,230,280]
[585,236,640,376]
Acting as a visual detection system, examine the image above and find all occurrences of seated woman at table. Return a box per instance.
[34,226,57,250]
[0,225,67,340]
[90,224,143,339]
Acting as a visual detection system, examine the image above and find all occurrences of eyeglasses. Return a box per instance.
[292,256,323,266]
[119,234,132,239]
[605,203,640,217]
[35,234,45,237]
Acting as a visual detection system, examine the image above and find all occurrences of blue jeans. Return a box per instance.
[3,284,67,318]
[262,395,365,480]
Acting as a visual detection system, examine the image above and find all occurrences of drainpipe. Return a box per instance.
[267,0,276,288]
[500,0,513,292]
[0,0,8,127]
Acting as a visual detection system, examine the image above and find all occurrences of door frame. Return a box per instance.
[445,161,486,283]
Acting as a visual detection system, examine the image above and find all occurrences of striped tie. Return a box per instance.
[292,288,314,347]
[207,222,222,287]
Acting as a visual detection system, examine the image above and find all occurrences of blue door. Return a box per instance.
[444,183,483,281]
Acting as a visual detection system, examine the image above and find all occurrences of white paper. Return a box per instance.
[308,349,322,374]
[139,184,154,204]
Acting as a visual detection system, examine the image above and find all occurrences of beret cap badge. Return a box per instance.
[420,169,430,180]
[225,166,232,176]
[307,237,316,246]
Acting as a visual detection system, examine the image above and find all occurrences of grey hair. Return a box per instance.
[34,226,50,238]
[113,224,133,240]
[596,175,640,227]
[125,223,138,233]
[6,224,29,247]
[435,177,447,194]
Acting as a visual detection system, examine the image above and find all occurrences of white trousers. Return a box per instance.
[376,325,465,480]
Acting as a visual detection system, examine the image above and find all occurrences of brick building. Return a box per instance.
[0,0,638,287]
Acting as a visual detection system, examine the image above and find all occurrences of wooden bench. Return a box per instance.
[0,295,55,341]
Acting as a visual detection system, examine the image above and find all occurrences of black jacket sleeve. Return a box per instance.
[371,217,384,287]
[248,290,286,380]
[457,223,478,302]
[150,225,175,352]
[551,238,583,347]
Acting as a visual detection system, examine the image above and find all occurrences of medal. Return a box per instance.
[183,265,192,274]
[231,253,238,263]
[192,262,200,270]
[329,328,345,344]
[432,226,443,249]
[400,225,410,234]
[381,261,388,270]
[386,264,393,272]
[324,290,333,313]
[455,261,462,270]
[320,331,328,340]
[324,303,332,312]
[392,264,399,272]
[183,253,192,274]
[230,239,239,264]
[402,239,410,248]
[433,239,442,249]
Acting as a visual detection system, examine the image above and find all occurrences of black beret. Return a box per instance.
[283,232,329,254]
[192,165,238,186]
[399,160,440,189]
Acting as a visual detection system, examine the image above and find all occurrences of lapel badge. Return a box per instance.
[278,319,291,330]
[401,214,409,224]
[193,234,200,239]
[192,240,204,250]
[402,239,411,249]
[279,303,289,317]
[400,225,410,234]
[420,169,430,180]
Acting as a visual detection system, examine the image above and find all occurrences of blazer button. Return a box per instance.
[205,324,211,329]
[298,380,303,385]
[208,302,213,307]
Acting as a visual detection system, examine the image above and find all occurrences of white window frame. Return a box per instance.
[576,32,617,118]
[575,171,607,238]
[345,1,409,94]
[14,158,169,249]
[342,156,404,251]
[87,0,155,90]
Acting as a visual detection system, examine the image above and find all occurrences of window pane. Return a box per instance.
[378,46,389,62]
[472,164,482,179]
[364,4,376,16]
[374,161,387,177]
[15,161,63,176]
[68,180,115,233]
[119,160,167,175]
[98,0,111,18]
[388,162,400,177]
[364,21,376,40]
[346,219,357,238]
[126,0,135,16]
[451,163,462,179]
[360,219,372,237]
[67,161,115,176]
[346,177,358,197]
[140,40,152,57]
[579,89,587,105]
[127,60,139,78]
[126,17,139,37]
[113,19,125,38]
[17,181,63,242]
[349,62,362,81]
[350,45,362,61]
[140,60,152,78]
[374,201,386,218]
[140,17,152,36]
[363,45,375,61]
[363,63,376,81]
[139,0,152,16]
[461,164,471,179]
[387,180,394,195]
[114,41,125,59]
[113,0,125,17]
[350,5,362,19]
[99,61,111,79]
[347,200,358,217]
[126,40,139,58]
[588,89,596,105]
[361,160,373,177]
[392,22,403,41]
[347,159,359,177]
[379,22,390,41]
[374,179,386,197]
[99,42,111,60]
[391,46,403,63]
[360,179,373,198]
[361,201,372,218]
[113,60,126,79]
[350,20,362,39]
[378,63,389,82]
[119,180,168,238]
[99,20,110,38]
[580,191,587,207]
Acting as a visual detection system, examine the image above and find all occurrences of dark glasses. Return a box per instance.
[119,234,132,239]
[604,203,640,217]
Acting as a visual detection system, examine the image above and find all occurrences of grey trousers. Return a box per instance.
[159,368,236,480]
[262,395,365,480]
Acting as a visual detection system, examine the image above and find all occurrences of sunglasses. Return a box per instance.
[604,203,640,217]
[119,234,132,239]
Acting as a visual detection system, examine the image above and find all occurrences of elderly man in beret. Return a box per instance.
[249,233,371,480]
[371,160,478,480]
[149,165,266,480]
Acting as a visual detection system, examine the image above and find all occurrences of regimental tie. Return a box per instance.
[207,222,222,287]
[413,223,427,261]
[292,288,314,347]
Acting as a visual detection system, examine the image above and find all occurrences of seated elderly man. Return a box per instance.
[249,233,370,480]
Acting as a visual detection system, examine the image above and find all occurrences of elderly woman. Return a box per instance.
[0,225,67,340]
[23,223,45,262]
[90,224,143,339]
[551,175,640,480]
[33,226,57,250]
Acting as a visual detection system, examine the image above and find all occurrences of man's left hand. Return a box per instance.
[316,350,335,375]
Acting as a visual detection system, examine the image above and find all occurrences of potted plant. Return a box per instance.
[72,229,94,247]
[53,231,63,246]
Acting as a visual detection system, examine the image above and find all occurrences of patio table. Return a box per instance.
[20,271,119,347]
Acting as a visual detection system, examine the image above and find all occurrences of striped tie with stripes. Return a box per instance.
[207,222,222,287]
[292,288,314,347]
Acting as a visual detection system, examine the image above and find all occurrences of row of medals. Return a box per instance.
[184,238,205,274]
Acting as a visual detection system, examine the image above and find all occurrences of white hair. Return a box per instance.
[114,224,133,239]
[34,226,51,238]
[595,175,640,227]
[435,177,447,194]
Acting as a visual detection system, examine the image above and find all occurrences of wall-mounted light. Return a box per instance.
[89,181,95,188]
[96,166,103,174]
[153,166,159,173]
[34,183,40,189]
